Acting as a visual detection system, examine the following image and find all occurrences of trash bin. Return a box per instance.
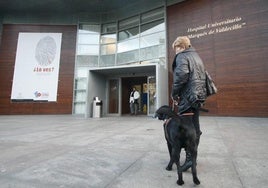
[93,97,102,118]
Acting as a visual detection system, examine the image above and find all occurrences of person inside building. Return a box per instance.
[171,36,207,171]
[129,87,140,115]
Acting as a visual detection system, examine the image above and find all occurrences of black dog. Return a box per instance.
[154,105,200,186]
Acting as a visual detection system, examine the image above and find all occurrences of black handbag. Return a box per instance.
[205,71,217,97]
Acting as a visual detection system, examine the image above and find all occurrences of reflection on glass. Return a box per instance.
[74,103,86,114]
[78,34,100,44]
[101,34,116,44]
[141,20,164,36]
[118,27,139,41]
[75,90,86,101]
[76,55,98,67]
[140,31,165,48]
[101,44,116,55]
[102,23,116,33]
[75,78,86,89]
[76,67,89,78]
[79,25,100,34]
[77,45,99,55]
[119,15,139,30]
[109,79,119,113]
[148,76,156,115]
[141,7,164,23]
[100,55,115,67]
[140,31,165,61]
[117,38,139,53]
[117,50,139,65]
[140,46,159,60]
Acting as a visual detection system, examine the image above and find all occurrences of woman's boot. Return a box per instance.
[181,151,192,172]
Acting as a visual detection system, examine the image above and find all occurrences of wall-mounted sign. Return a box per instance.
[187,17,246,39]
[11,33,62,102]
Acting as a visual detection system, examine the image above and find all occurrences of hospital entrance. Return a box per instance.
[108,76,156,116]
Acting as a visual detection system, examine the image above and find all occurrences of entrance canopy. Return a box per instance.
[86,63,168,117]
[89,64,156,77]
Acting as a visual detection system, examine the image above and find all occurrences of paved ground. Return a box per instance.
[0,115,267,188]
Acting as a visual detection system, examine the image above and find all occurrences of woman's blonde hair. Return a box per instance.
[172,36,191,50]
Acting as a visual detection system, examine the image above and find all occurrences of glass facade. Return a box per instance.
[73,25,101,114]
[73,7,166,114]
[100,32,116,67]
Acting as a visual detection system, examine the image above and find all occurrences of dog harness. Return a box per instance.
[163,113,194,140]
[163,118,172,140]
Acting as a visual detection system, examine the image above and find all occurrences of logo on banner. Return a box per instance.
[34,91,49,99]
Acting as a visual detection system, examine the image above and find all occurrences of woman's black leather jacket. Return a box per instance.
[171,47,207,113]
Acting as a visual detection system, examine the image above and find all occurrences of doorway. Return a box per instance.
[89,64,167,117]
[121,77,147,115]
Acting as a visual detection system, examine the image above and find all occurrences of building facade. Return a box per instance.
[0,0,267,117]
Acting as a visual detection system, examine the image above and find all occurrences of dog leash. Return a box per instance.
[172,100,175,111]
[172,100,194,116]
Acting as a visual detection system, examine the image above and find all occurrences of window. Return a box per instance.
[77,24,100,55]
[141,19,165,36]
[117,50,139,65]
[100,31,116,66]
[101,44,116,55]
[117,38,139,53]
[100,34,116,55]
[78,34,99,44]
[79,24,100,34]
[118,27,139,41]
[100,55,115,67]
[77,45,99,55]
[140,31,165,48]
[102,23,116,34]
[141,7,164,23]
[119,15,139,30]
[101,34,116,44]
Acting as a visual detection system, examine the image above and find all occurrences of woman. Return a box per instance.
[171,36,207,171]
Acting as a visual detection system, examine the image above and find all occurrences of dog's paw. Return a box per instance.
[193,177,200,185]
[177,179,184,186]
[166,165,172,171]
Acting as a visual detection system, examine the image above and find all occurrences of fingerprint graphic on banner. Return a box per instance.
[35,36,57,66]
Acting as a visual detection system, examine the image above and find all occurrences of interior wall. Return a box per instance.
[167,0,268,117]
[87,71,107,117]
[0,24,77,114]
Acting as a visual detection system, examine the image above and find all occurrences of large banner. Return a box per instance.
[11,33,62,102]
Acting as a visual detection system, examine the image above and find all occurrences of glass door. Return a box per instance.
[108,79,119,114]
[147,76,156,115]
